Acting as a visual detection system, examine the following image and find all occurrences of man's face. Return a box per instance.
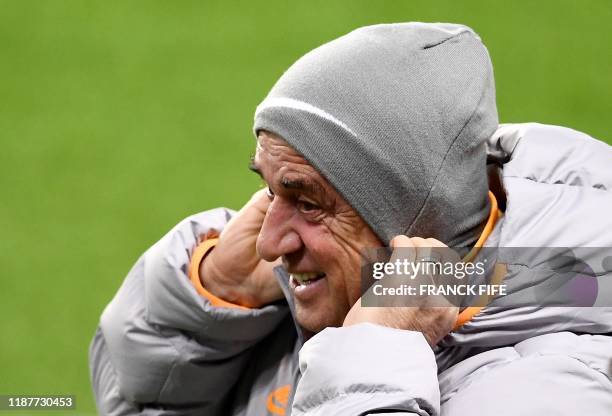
[251,131,382,333]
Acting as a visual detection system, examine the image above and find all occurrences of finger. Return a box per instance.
[417,238,463,307]
[413,245,437,287]
[410,238,439,287]
[410,238,455,306]
[389,235,416,267]
[390,234,414,248]
[249,188,273,215]
[423,237,447,248]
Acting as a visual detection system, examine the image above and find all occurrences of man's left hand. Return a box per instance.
[343,236,459,347]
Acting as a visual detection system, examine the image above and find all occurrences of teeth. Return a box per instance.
[290,272,325,285]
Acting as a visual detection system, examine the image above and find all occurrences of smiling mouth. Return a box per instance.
[290,272,326,286]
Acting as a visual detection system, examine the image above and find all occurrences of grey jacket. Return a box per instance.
[90,123,612,415]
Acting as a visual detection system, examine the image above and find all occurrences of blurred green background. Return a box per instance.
[1,1,610,414]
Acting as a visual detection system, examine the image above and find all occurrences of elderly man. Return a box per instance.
[90,23,612,415]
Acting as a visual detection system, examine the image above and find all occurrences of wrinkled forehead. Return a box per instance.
[255,130,303,160]
[252,130,334,198]
[254,130,316,174]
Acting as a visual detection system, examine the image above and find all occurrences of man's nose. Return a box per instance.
[256,197,302,262]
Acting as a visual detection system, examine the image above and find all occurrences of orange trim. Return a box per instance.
[462,191,499,263]
[266,385,291,415]
[454,191,505,330]
[189,237,249,310]
[453,263,507,330]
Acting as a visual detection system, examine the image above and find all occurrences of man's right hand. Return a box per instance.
[199,189,283,308]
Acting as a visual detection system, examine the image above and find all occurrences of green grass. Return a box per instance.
[1,1,610,414]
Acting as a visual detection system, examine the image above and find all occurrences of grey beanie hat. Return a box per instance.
[253,22,498,247]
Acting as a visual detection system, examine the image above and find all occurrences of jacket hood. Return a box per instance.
[254,22,498,246]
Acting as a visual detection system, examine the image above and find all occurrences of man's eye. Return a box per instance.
[297,199,320,213]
